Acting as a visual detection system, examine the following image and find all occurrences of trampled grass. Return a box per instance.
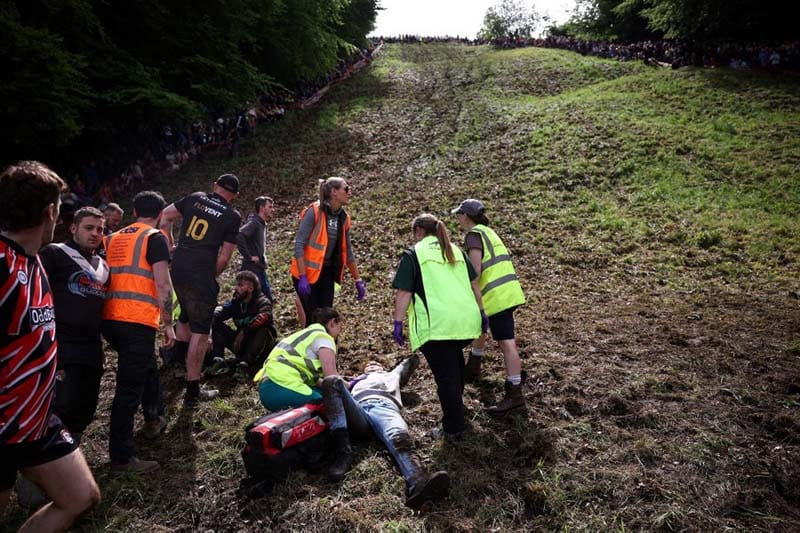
[4,43,800,531]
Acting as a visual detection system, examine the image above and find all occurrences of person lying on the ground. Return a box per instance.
[321,355,450,509]
[207,271,275,378]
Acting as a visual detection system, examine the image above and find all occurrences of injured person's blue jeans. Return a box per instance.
[321,376,422,488]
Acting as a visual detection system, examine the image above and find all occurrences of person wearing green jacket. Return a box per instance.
[392,213,487,439]
[452,199,527,416]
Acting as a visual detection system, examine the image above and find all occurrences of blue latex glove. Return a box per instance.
[480,310,489,334]
[392,320,405,346]
[355,279,366,301]
[297,274,311,296]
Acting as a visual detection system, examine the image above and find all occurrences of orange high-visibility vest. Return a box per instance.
[102,222,161,329]
[290,202,351,284]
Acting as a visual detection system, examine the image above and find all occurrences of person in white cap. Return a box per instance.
[452,199,527,416]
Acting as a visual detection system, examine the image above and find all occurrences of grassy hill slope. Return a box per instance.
[5,43,800,531]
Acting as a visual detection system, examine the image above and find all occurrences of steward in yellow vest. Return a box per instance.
[255,308,342,411]
[453,198,527,417]
[392,214,486,439]
[254,307,358,482]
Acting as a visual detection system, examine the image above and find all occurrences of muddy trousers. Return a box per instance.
[211,321,275,370]
[322,378,425,488]
[103,320,164,465]
[294,264,335,327]
[420,340,470,435]
[52,339,104,440]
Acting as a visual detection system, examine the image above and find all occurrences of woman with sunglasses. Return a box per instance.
[290,176,366,326]
[391,213,487,440]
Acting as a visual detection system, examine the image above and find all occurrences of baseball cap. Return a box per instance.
[215,173,240,194]
[451,198,485,216]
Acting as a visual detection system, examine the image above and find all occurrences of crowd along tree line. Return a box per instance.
[0,0,379,169]
[478,0,798,44]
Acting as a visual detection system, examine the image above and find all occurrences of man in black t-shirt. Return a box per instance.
[159,174,241,406]
[39,206,109,442]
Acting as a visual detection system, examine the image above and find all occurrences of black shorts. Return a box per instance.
[1,414,79,491]
[488,307,516,341]
[173,276,219,334]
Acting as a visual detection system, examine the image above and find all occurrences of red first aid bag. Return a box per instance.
[242,403,329,481]
[246,402,327,453]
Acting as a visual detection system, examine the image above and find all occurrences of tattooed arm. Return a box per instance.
[152,259,176,347]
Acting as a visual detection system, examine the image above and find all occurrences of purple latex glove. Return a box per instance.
[355,279,366,301]
[480,310,489,334]
[392,320,405,346]
[297,274,311,296]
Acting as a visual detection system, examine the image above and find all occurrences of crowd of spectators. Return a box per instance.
[491,35,800,70]
[58,45,378,223]
[377,35,481,45]
[375,34,799,71]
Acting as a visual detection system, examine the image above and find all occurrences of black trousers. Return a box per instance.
[211,321,275,370]
[52,339,104,438]
[294,264,335,326]
[420,339,470,435]
[103,320,164,465]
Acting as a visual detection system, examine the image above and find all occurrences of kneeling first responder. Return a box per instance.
[254,307,362,481]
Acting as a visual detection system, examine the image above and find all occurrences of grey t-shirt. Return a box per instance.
[350,367,404,408]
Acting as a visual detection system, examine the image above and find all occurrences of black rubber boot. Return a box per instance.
[487,380,525,417]
[464,353,482,383]
[328,428,353,482]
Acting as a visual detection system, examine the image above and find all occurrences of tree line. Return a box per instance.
[0,0,378,169]
[479,0,799,44]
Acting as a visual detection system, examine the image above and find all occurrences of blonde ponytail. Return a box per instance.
[319,176,346,204]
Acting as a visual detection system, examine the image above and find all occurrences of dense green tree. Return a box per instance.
[554,0,799,42]
[0,0,378,167]
[0,4,91,160]
[641,0,799,41]
[479,0,545,40]
[560,0,654,41]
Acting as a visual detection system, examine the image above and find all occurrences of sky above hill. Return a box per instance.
[369,0,576,38]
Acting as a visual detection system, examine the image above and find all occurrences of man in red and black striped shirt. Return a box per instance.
[0,161,100,530]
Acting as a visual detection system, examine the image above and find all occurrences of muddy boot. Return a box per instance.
[487,380,525,417]
[328,428,353,482]
[464,353,482,383]
[406,470,450,509]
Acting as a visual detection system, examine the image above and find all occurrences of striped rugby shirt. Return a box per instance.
[0,235,58,444]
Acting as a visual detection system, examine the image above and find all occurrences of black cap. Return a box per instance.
[215,173,240,194]
[451,198,485,216]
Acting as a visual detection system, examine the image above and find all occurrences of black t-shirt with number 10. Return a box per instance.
[171,191,241,277]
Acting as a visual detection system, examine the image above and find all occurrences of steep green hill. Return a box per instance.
[6,43,799,532]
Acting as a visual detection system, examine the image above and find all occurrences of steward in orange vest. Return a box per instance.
[290,201,352,285]
[290,177,366,326]
[104,222,161,329]
[102,190,175,472]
